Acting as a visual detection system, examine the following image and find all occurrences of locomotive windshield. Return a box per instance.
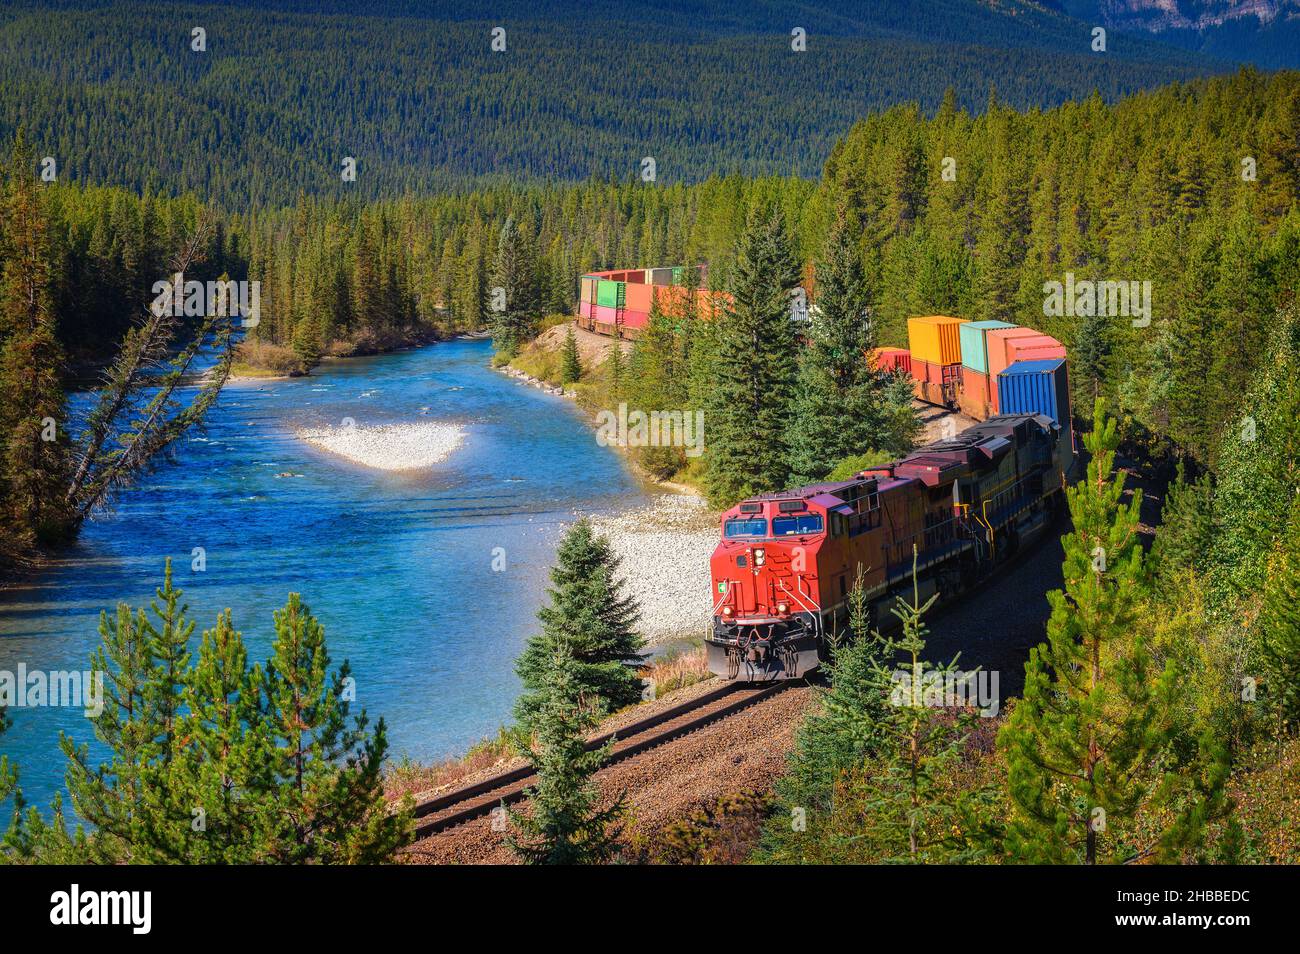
[724,517,768,538]
[772,514,824,536]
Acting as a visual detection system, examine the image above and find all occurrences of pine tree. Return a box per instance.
[74,565,193,861]
[788,212,887,483]
[140,609,271,863]
[59,597,178,862]
[489,215,537,357]
[1150,462,1216,595]
[560,324,581,385]
[507,639,624,864]
[514,519,645,729]
[291,315,322,373]
[858,550,977,862]
[258,593,411,863]
[1071,304,1111,405]
[761,553,980,863]
[760,568,890,860]
[1211,301,1300,605]
[1259,494,1300,730]
[0,697,21,853]
[0,131,73,550]
[704,206,800,506]
[605,340,625,402]
[999,400,1221,863]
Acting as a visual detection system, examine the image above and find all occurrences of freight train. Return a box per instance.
[575,265,728,340]
[707,313,1075,682]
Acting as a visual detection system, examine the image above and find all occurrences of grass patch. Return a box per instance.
[384,727,518,802]
[642,643,711,698]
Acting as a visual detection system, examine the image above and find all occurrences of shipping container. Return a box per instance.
[997,359,1071,430]
[579,276,596,304]
[985,327,1051,382]
[995,336,1066,405]
[594,304,620,324]
[649,267,675,285]
[596,280,620,308]
[620,309,650,330]
[907,315,968,366]
[958,320,1016,374]
[625,281,653,314]
[579,300,593,320]
[959,366,991,420]
[871,347,912,375]
[672,266,684,284]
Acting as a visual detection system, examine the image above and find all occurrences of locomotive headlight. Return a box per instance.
[722,606,733,616]
[753,548,766,567]
[777,601,788,615]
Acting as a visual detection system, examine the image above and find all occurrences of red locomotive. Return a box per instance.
[706,412,1073,681]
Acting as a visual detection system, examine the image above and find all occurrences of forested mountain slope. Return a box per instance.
[1053,1,1300,68]
[0,0,1236,206]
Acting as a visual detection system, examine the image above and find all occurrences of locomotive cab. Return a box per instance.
[708,496,831,681]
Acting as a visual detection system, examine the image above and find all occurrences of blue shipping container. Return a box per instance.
[958,320,1015,374]
[997,358,1070,426]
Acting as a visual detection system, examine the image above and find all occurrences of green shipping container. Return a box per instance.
[672,266,684,284]
[596,280,620,308]
[959,320,1016,374]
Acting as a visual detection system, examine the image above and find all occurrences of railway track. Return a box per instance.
[410,680,795,838]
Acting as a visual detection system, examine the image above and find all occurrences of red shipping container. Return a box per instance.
[624,282,653,314]
[986,327,1045,381]
[594,304,620,324]
[960,366,990,420]
[620,309,650,330]
[871,347,912,375]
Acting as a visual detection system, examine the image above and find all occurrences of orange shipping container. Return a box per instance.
[959,366,991,420]
[986,327,1047,381]
[624,281,653,313]
[907,316,968,366]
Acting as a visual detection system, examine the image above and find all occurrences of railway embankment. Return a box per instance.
[400,678,815,865]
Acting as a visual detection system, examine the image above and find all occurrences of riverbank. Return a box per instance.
[231,324,450,381]
[586,495,717,645]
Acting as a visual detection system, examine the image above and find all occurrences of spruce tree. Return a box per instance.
[508,639,624,864]
[761,569,890,860]
[1259,494,1300,730]
[489,215,537,357]
[761,554,979,863]
[291,315,322,373]
[258,593,411,863]
[787,212,886,483]
[560,324,581,385]
[605,341,625,402]
[999,400,1221,863]
[704,206,800,506]
[514,519,645,729]
[1150,462,1217,596]
[857,550,977,862]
